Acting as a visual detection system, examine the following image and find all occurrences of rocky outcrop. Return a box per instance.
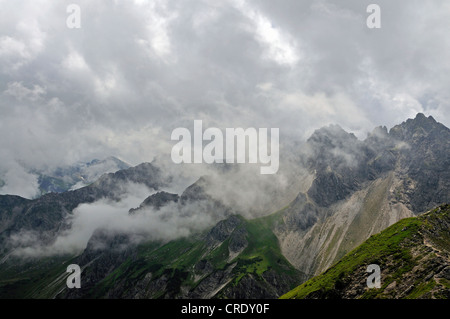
[188,263,237,299]
[218,270,298,299]
[129,191,179,214]
[205,215,242,249]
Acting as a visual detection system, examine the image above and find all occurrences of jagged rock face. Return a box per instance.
[188,264,237,299]
[305,124,375,208]
[88,162,169,200]
[205,215,242,248]
[228,226,248,257]
[276,113,450,278]
[218,270,294,299]
[304,113,449,212]
[281,193,322,232]
[389,115,450,213]
[129,191,179,214]
[307,171,358,208]
[180,177,212,203]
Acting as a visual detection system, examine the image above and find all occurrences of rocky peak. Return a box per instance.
[365,125,394,154]
[129,191,179,214]
[94,162,167,190]
[389,113,446,142]
[307,124,358,149]
[305,124,366,174]
[366,125,389,141]
[205,215,243,247]
[180,176,212,203]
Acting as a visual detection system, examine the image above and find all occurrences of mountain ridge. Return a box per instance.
[0,113,448,299]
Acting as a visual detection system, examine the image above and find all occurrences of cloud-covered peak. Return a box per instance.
[0,1,449,182]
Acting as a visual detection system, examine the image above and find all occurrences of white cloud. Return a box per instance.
[0,159,39,199]
[232,0,300,66]
[0,0,449,197]
[136,0,178,61]
[4,81,46,102]
[62,51,90,71]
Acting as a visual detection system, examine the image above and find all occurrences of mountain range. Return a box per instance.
[0,113,448,299]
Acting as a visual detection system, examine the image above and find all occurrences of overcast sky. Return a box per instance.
[1,0,449,191]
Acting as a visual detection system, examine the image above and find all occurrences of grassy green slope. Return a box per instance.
[281,204,450,299]
[0,255,76,298]
[87,214,302,298]
[226,215,301,287]
[0,212,301,299]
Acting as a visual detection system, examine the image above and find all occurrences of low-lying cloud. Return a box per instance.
[0,157,39,199]
[9,154,312,258]
[11,192,223,258]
